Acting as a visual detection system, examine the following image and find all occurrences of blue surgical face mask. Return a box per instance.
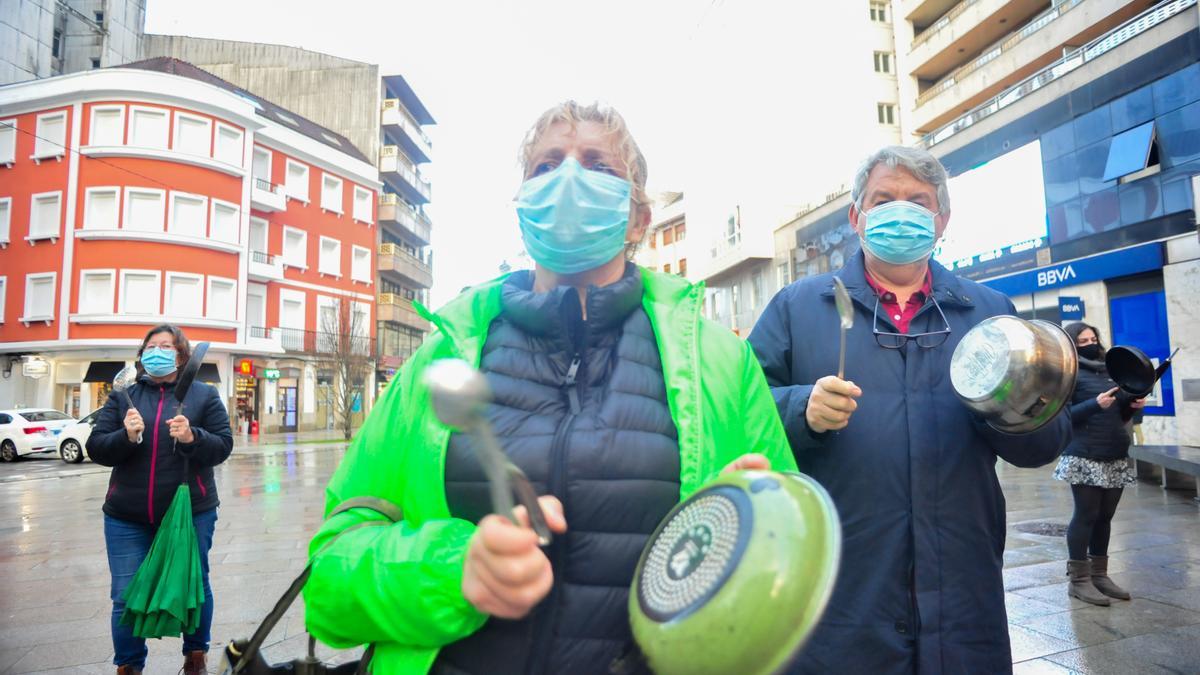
[141,347,177,378]
[859,200,939,265]
[516,157,632,275]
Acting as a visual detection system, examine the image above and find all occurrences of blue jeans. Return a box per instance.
[104,509,217,670]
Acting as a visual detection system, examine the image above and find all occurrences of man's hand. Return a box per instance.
[462,495,567,619]
[1096,386,1119,410]
[721,453,770,474]
[806,375,863,433]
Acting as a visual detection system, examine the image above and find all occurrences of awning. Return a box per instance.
[198,363,221,383]
[83,361,125,383]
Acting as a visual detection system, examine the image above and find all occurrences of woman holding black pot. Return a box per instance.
[1053,321,1143,606]
[87,324,233,675]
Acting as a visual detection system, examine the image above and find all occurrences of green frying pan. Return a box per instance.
[629,470,841,675]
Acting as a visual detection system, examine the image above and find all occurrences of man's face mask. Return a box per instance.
[515,157,632,275]
[859,200,939,265]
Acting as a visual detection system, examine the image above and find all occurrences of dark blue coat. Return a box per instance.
[748,251,1070,675]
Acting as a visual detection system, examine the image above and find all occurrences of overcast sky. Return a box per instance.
[147,1,876,306]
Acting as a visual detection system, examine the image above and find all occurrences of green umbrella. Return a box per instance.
[119,485,205,638]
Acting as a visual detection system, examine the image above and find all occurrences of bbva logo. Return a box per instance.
[1037,265,1077,287]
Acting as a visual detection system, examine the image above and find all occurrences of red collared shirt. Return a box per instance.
[865,269,932,333]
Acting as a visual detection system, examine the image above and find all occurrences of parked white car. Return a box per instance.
[0,409,79,462]
[57,408,101,463]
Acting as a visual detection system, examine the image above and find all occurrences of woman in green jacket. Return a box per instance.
[304,101,797,674]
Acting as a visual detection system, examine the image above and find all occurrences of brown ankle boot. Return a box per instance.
[1089,555,1132,600]
[117,666,142,675]
[181,650,207,675]
[1067,559,1110,606]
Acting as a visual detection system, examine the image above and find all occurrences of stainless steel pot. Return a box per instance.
[949,315,1077,434]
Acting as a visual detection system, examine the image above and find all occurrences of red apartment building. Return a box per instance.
[0,58,380,433]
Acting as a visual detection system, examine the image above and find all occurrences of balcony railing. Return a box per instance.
[378,242,433,288]
[378,293,431,331]
[912,0,984,47]
[916,0,1087,107]
[250,177,287,212]
[248,249,284,282]
[382,98,433,159]
[251,250,275,265]
[248,326,271,339]
[378,193,433,244]
[379,145,432,202]
[273,327,374,356]
[919,0,1196,147]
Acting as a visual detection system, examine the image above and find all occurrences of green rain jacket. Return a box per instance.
[303,268,797,674]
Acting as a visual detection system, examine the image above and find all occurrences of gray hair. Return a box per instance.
[851,145,951,213]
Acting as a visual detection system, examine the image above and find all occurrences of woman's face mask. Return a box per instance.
[141,346,178,377]
[515,156,632,275]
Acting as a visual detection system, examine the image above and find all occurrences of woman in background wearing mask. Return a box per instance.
[303,101,796,675]
[87,324,233,675]
[1054,322,1142,606]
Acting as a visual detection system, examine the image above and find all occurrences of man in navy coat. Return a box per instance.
[748,146,1070,674]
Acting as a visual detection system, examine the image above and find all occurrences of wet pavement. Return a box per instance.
[0,442,1197,674]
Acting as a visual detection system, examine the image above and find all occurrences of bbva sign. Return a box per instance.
[1037,265,1077,288]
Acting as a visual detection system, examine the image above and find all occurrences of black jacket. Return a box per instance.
[433,265,680,675]
[1062,358,1134,461]
[87,375,233,524]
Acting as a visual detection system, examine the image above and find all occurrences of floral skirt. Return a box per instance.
[1053,455,1136,489]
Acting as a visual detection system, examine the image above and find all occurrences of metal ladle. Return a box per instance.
[425,359,552,545]
[113,365,142,444]
[832,277,854,379]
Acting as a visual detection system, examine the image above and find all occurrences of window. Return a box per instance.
[119,271,161,315]
[351,245,371,283]
[252,147,272,182]
[353,186,373,223]
[663,227,675,245]
[29,191,62,241]
[321,174,344,213]
[249,217,268,253]
[214,124,243,166]
[870,2,887,22]
[206,277,237,321]
[777,262,791,288]
[674,223,686,241]
[90,106,124,146]
[90,58,100,69]
[129,107,168,149]
[285,160,309,201]
[124,188,165,232]
[1102,121,1157,182]
[874,52,892,74]
[166,273,203,316]
[34,112,66,159]
[731,284,740,316]
[84,187,119,230]
[52,28,62,58]
[319,236,342,276]
[94,10,104,22]
[649,231,657,249]
[78,270,115,314]
[282,227,307,268]
[877,103,896,125]
[0,198,10,244]
[23,273,56,321]
[168,192,207,238]
[751,269,765,309]
[664,263,671,274]
[210,200,239,244]
[173,113,211,157]
[678,258,688,276]
[0,277,5,321]
[0,119,15,164]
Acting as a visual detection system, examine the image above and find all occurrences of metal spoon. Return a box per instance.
[832,277,854,380]
[113,365,142,444]
[425,359,552,545]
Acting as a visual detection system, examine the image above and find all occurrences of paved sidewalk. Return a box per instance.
[0,447,1197,673]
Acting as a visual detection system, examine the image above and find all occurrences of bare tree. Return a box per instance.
[316,300,374,440]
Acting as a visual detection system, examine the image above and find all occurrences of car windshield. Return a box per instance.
[21,410,74,422]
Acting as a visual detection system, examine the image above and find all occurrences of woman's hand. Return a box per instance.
[1130,397,1146,409]
[721,453,771,474]
[1096,387,1119,410]
[462,495,567,619]
[168,415,195,444]
[124,408,145,443]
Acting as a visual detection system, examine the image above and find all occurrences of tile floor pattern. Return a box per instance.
[1,448,1197,673]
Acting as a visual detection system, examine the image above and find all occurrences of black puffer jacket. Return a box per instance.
[433,265,681,675]
[1062,358,1133,461]
[87,375,233,524]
